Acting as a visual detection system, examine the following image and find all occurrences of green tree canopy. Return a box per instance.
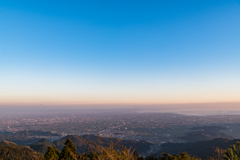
[59,138,77,160]
[45,146,60,160]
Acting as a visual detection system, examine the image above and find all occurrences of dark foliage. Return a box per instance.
[45,146,60,160]
[29,139,54,154]
[0,146,43,160]
[59,138,77,160]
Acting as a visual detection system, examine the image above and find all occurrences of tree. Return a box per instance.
[161,152,200,160]
[139,155,144,160]
[121,146,127,153]
[224,142,240,160]
[134,149,139,159]
[60,138,77,160]
[44,146,60,160]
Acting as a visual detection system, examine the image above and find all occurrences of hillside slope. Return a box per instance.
[0,140,42,160]
[29,139,54,154]
[155,138,239,158]
[52,135,153,155]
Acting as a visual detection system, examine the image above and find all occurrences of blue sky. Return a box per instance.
[0,0,240,106]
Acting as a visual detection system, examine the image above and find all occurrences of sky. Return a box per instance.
[0,0,240,107]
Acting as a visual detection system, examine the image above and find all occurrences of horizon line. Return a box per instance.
[1,101,240,106]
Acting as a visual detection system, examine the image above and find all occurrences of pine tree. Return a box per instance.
[45,146,60,160]
[53,147,61,157]
[60,138,77,160]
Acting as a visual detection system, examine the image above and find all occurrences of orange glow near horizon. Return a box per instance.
[1,69,240,107]
[1,94,240,106]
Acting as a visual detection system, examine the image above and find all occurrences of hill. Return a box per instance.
[178,125,232,142]
[0,130,60,145]
[178,131,232,142]
[0,140,27,149]
[0,140,18,147]
[155,138,240,159]
[0,134,42,145]
[0,140,42,160]
[29,139,54,154]
[52,135,153,155]
[14,130,60,137]
[81,135,153,154]
[53,135,87,153]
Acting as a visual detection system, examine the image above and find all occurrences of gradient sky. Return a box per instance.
[0,0,240,106]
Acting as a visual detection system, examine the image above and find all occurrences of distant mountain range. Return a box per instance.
[177,126,232,142]
[0,130,61,145]
[14,130,60,137]
[27,134,240,159]
[0,128,239,159]
[1,135,240,159]
[30,134,153,155]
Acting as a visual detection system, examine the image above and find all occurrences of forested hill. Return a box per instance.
[155,138,240,159]
[1,137,240,159]
[0,130,61,145]
[32,135,153,155]
[0,140,43,160]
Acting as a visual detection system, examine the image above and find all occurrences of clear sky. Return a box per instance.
[0,0,240,106]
